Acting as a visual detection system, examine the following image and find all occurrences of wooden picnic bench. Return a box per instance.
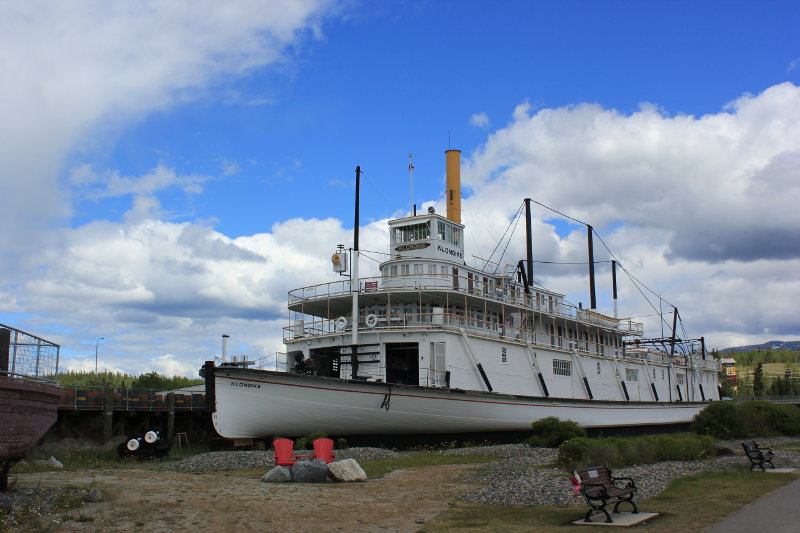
[741,441,775,471]
[573,465,639,523]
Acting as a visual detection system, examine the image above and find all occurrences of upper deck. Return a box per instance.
[287,271,643,336]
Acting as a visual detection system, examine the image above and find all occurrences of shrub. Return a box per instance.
[526,417,586,448]
[294,431,328,450]
[557,433,716,470]
[692,400,800,438]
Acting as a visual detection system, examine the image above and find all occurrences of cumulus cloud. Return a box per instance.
[470,112,490,128]
[0,0,332,271]
[457,83,800,347]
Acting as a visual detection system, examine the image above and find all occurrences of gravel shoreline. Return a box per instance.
[4,437,799,525]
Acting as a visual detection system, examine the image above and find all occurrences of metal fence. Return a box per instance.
[59,385,206,411]
[1,322,59,378]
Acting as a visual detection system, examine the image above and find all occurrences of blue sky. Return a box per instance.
[1,0,799,376]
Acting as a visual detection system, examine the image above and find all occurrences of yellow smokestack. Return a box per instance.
[445,149,461,224]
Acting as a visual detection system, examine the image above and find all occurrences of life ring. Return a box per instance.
[144,430,159,444]
[365,314,378,328]
[126,438,140,451]
[335,316,348,330]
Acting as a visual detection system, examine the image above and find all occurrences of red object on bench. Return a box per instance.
[313,438,336,463]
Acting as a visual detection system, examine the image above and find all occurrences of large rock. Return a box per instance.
[86,487,104,502]
[327,458,367,482]
[262,466,292,482]
[291,460,329,483]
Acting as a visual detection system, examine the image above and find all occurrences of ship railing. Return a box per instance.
[58,385,206,411]
[287,274,644,335]
[1,322,60,378]
[284,311,629,358]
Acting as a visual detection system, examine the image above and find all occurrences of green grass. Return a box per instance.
[420,471,798,532]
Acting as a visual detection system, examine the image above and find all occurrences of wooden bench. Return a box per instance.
[742,441,775,471]
[573,466,639,523]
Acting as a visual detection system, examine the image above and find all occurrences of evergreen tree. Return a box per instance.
[753,362,765,396]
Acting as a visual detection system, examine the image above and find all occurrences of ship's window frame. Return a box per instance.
[437,220,461,246]
[394,221,430,244]
[501,346,508,364]
[676,373,686,385]
[626,368,639,382]
[401,264,409,276]
[553,359,572,377]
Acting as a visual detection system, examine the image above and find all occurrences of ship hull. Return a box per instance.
[210,366,707,438]
[0,377,62,471]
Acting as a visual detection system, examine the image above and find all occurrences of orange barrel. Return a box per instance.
[174,394,186,409]
[192,394,205,409]
[138,392,150,409]
[86,390,102,408]
[62,387,76,408]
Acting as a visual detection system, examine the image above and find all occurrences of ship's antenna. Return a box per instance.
[408,153,414,216]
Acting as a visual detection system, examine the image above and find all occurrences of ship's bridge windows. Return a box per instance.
[676,373,686,385]
[626,368,639,382]
[436,220,461,246]
[394,221,430,244]
[401,264,410,276]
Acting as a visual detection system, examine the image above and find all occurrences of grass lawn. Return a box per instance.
[420,470,799,532]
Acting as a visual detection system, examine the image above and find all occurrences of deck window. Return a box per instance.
[626,368,639,381]
[394,221,430,243]
[597,362,601,374]
[553,359,572,377]
[676,373,685,385]
[401,264,409,276]
[501,347,507,364]
[437,220,461,246]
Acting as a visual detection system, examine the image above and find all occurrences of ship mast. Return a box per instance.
[350,165,361,378]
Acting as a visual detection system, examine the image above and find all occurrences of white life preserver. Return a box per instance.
[365,314,378,328]
[144,430,159,444]
[335,316,348,331]
[126,438,140,451]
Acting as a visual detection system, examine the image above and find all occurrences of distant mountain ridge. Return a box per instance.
[720,340,800,353]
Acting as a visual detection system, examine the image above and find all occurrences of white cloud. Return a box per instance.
[458,83,800,349]
[789,57,800,71]
[0,0,333,272]
[470,112,489,128]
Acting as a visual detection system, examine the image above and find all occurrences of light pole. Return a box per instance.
[95,337,104,373]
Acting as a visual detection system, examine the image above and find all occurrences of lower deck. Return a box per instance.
[286,328,720,404]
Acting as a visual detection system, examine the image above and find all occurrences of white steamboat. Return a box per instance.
[204,150,720,438]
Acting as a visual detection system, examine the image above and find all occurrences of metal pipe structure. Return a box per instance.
[525,198,533,284]
[351,166,361,378]
[445,150,461,224]
[612,259,618,318]
[95,337,104,373]
[587,225,597,309]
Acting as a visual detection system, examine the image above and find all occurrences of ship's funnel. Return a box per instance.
[221,334,229,363]
[445,149,461,224]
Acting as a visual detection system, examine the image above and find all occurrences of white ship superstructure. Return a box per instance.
[206,150,720,438]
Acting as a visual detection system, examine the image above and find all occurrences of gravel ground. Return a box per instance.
[4,438,800,527]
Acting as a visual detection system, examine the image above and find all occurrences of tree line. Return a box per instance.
[56,370,202,389]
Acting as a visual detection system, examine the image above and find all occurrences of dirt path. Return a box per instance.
[18,463,478,532]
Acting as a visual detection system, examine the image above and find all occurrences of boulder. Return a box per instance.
[327,458,367,482]
[291,460,329,483]
[86,487,104,503]
[262,466,292,482]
